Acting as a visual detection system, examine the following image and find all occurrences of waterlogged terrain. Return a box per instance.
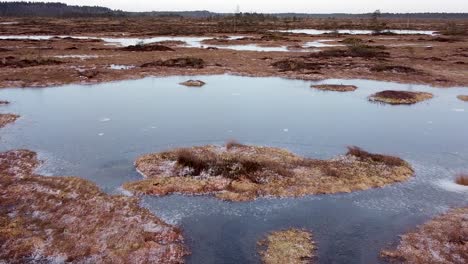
[1,75,468,263]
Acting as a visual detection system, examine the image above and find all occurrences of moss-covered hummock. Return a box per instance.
[0,113,19,128]
[457,95,468,102]
[381,207,468,263]
[258,229,316,264]
[124,143,414,201]
[369,90,433,105]
[0,150,188,263]
[180,80,206,87]
[311,84,357,92]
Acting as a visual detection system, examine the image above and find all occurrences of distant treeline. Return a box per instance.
[0,2,467,19]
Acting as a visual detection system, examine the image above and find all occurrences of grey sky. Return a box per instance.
[5,0,468,13]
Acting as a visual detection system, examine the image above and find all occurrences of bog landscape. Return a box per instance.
[0,1,467,263]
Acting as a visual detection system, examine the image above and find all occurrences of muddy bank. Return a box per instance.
[369,90,433,105]
[258,229,316,264]
[0,113,19,128]
[0,149,188,263]
[381,207,468,263]
[124,144,414,201]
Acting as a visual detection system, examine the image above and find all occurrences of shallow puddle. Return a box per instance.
[1,75,467,263]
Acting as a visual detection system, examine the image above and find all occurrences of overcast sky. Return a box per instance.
[5,0,468,13]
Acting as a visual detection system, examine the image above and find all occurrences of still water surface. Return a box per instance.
[1,75,467,263]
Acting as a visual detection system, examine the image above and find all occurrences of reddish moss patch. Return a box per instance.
[180,80,206,87]
[141,57,205,69]
[369,90,433,105]
[258,229,316,264]
[125,144,414,201]
[0,113,19,128]
[311,84,357,92]
[381,207,468,264]
[0,150,188,263]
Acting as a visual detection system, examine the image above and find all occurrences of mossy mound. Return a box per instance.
[311,84,357,92]
[0,150,188,263]
[457,95,468,102]
[369,90,433,105]
[258,229,316,264]
[180,80,206,87]
[125,144,414,201]
[0,113,19,128]
[381,207,468,263]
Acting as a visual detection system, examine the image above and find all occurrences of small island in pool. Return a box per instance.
[0,113,19,128]
[258,229,316,264]
[457,95,468,102]
[124,142,414,201]
[381,207,468,263]
[369,90,433,105]
[310,84,357,92]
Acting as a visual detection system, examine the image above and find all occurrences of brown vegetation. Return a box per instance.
[180,80,206,87]
[0,113,19,128]
[311,84,357,92]
[370,65,418,73]
[0,149,188,263]
[124,143,414,201]
[0,56,63,68]
[258,229,316,264]
[455,174,468,186]
[381,207,468,264]
[369,90,433,105]
[141,57,205,69]
[121,44,175,52]
[0,100,9,105]
[457,95,468,102]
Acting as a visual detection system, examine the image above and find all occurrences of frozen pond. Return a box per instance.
[1,75,467,263]
[276,29,437,35]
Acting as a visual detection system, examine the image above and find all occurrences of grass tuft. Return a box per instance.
[346,146,407,167]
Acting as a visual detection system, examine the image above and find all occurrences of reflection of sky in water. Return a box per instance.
[1,75,466,263]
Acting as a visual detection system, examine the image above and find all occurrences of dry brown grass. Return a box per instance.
[125,143,414,201]
[0,113,19,128]
[455,174,468,186]
[381,207,468,264]
[258,229,316,264]
[457,95,468,102]
[179,80,206,87]
[369,90,433,105]
[311,84,357,92]
[0,149,188,263]
[0,56,63,68]
[141,57,205,69]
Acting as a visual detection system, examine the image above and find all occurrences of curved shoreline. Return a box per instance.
[125,144,414,201]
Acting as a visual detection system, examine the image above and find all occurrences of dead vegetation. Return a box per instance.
[0,114,19,128]
[369,90,433,105]
[0,149,188,263]
[180,80,206,87]
[457,95,468,102]
[455,174,468,186]
[258,229,316,264]
[141,57,205,69]
[0,56,63,68]
[121,43,175,52]
[124,143,414,201]
[311,84,357,92]
[370,65,418,74]
[381,207,468,264]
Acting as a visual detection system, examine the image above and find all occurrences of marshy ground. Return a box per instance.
[125,143,414,201]
[0,149,188,263]
[0,17,467,88]
[381,207,468,264]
